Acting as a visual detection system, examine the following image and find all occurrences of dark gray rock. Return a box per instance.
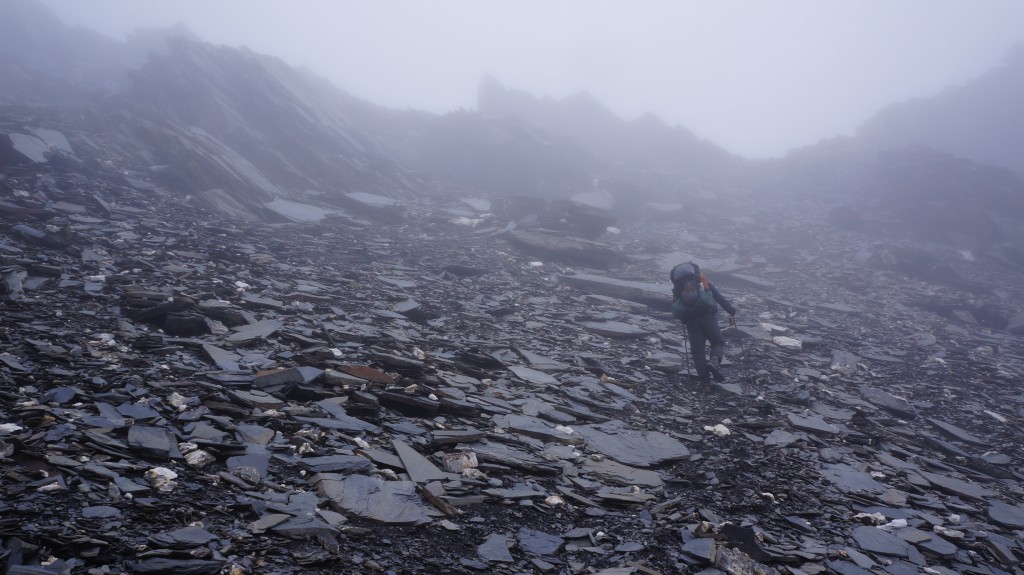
[392,439,447,483]
[918,470,995,501]
[714,545,780,575]
[315,474,432,525]
[506,230,621,268]
[478,533,514,563]
[149,526,218,549]
[127,425,173,459]
[787,412,839,435]
[131,559,224,574]
[81,505,121,519]
[682,537,716,563]
[851,525,909,557]
[859,386,918,418]
[926,418,987,446]
[558,273,666,307]
[573,420,689,467]
[298,454,374,475]
[820,463,888,496]
[517,527,564,556]
[987,500,1024,528]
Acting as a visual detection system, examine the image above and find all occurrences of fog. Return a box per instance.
[38,0,1024,158]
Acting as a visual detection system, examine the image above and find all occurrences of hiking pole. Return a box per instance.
[729,315,746,355]
[682,324,692,381]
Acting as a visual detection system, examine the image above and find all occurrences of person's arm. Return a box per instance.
[708,282,736,315]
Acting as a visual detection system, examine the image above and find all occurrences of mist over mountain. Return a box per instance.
[3,0,1024,259]
[478,76,740,179]
[856,44,1024,177]
[0,0,199,106]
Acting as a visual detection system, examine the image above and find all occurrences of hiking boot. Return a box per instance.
[708,356,724,382]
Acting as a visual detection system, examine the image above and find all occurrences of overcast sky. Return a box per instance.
[38,0,1024,158]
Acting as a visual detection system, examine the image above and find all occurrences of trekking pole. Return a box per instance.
[729,315,746,355]
[682,324,692,381]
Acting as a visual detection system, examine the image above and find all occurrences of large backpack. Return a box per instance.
[670,262,714,320]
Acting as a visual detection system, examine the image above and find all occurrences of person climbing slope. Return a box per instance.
[670,262,737,386]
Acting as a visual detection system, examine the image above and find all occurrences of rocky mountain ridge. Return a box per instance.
[4,2,1024,574]
[2,0,1024,266]
[857,44,1024,178]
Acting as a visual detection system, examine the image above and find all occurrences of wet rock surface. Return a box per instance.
[3,165,1024,575]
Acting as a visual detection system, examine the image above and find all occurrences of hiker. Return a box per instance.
[670,262,737,385]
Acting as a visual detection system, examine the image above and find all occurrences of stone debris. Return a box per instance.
[2,133,1024,575]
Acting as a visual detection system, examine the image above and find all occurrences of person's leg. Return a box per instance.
[704,313,726,363]
[699,313,726,381]
[686,320,708,382]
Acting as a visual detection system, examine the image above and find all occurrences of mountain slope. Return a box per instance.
[3,0,1023,259]
[116,38,420,204]
[478,76,740,181]
[856,44,1024,176]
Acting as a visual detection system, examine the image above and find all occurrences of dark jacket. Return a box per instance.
[673,280,736,322]
[708,281,736,317]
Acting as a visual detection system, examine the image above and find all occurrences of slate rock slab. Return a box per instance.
[484,485,548,499]
[851,525,909,557]
[580,458,663,488]
[517,527,564,556]
[577,320,652,339]
[127,425,174,459]
[558,273,665,307]
[315,398,384,434]
[227,452,270,479]
[315,474,432,525]
[236,423,275,445]
[506,231,621,267]
[508,365,560,386]
[298,455,374,475]
[897,528,957,559]
[682,537,716,563]
[150,526,219,549]
[132,558,224,574]
[393,439,447,483]
[714,545,781,575]
[926,418,987,446]
[229,389,285,409]
[814,302,863,315]
[467,441,563,474]
[859,386,917,418]
[787,412,839,435]
[293,416,381,435]
[826,560,875,575]
[820,463,887,495]
[199,343,242,372]
[117,402,160,419]
[573,420,689,467]
[919,470,994,501]
[226,319,282,343]
[988,500,1024,528]
[830,349,859,374]
[501,414,582,445]
[764,429,801,447]
[82,505,121,519]
[478,533,515,563]
[249,513,290,534]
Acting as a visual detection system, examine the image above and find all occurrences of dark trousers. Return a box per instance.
[685,312,725,381]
